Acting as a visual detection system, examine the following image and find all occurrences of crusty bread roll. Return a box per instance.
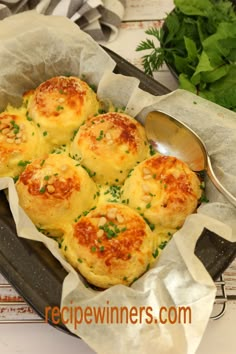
[70,112,150,184]
[0,107,41,178]
[27,76,99,148]
[122,155,202,230]
[16,153,99,237]
[62,203,156,288]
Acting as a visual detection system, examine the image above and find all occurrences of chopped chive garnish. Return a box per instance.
[152,248,159,258]
[39,186,46,194]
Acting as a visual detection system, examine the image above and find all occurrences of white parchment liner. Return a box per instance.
[0,12,236,354]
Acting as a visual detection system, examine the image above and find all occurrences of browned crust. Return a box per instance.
[73,207,146,267]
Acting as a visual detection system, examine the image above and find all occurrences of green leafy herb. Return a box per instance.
[10,120,20,134]
[26,111,33,121]
[89,84,97,92]
[136,27,166,76]
[56,105,64,111]
[159,241,168,250]
[13,175,19,183]
[136,0,236,111]
[81,165,96,178]
[127,169,134,178]
[57,238,64,248]
[149,144,157,156]
[98,108,107,114]
[104,185,122,202]
[99,221,122,239]
[140,214,155,231]
[18,160,30,167]
[121,198,129,205]
[199,193,209,203]
[71,128,79,141]
[152,248,159,258]
[96,130,104,141]
[39,186,46,194]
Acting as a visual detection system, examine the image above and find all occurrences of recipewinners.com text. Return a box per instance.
[45,301,191,329]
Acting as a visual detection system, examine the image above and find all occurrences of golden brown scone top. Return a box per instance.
[122,154,202,230]
[70,112,150,184]
[27,76,99,147]
[18,158,80,199]
[16,153,98,237]
[63,203,156,288]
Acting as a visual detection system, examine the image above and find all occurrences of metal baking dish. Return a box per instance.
[0,47,236,334]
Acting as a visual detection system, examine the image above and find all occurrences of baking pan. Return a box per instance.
[0,47,236,334]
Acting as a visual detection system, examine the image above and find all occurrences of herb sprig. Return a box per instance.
[136,0,236,112]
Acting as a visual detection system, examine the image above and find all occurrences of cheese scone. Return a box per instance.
[122,155,202,230]
[70,112,150,184]
[27,76,99,148]
[16,154,99,237]
[62,203,156,288]
[0,108,40,178]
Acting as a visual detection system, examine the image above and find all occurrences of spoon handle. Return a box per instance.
[207,155,236,207]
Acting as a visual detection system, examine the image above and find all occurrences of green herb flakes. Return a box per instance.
[199,194,209,203]
[10,120,20,134]
[159,241,167,250]
[152,249,159,258]
[149,144,157,156]
[26,112,33,121]
[81,165,96,178]
[39,186,46,194]
[18,160,30,167]
[96,130,104,141]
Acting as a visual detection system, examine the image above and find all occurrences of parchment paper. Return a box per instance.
[0,11,235,354]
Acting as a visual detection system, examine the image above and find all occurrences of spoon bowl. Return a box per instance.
[145,111,236,207]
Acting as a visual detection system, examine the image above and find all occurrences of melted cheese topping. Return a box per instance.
[70,112,149,184]
[27,76,99,148]
[0,108,41,177]
[122,155,202,229]
[63,203,155,288]
[16,154,98,236]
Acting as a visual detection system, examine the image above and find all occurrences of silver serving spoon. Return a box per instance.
[145,110,236,207]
